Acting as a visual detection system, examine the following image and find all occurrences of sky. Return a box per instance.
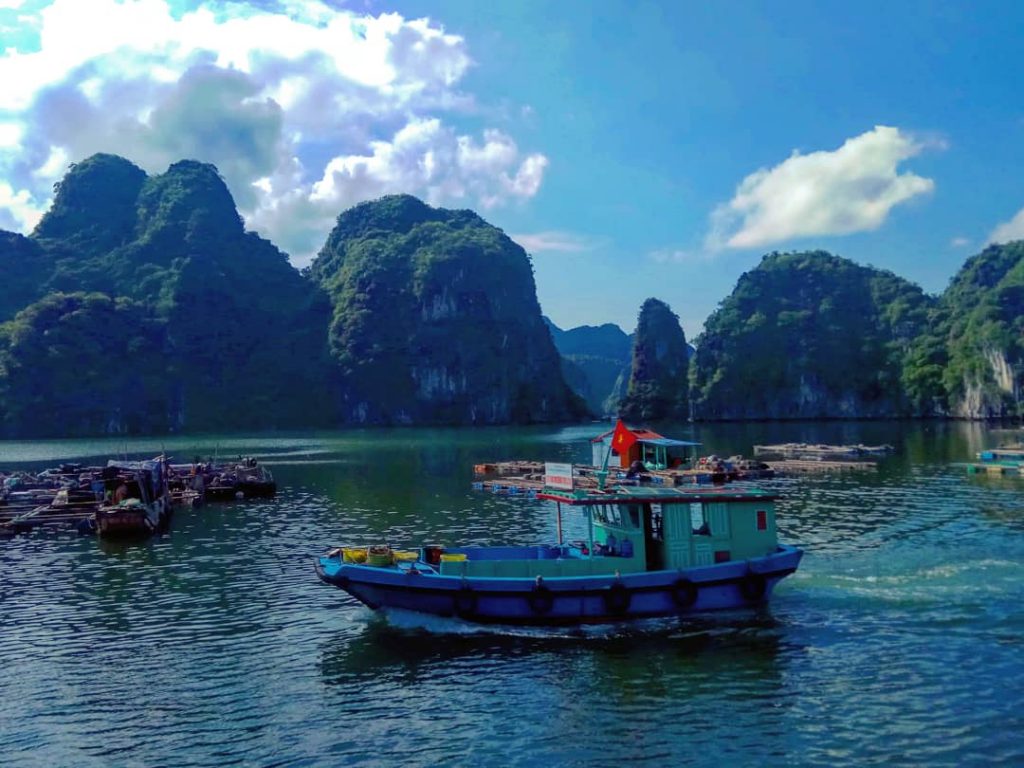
[1,0,1022,336]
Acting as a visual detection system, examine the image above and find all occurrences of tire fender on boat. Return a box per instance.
[603,582,632,614]
[739,571,767,602]
[453,584,477,616]
[528,583,555,615]
[670,578,698,608]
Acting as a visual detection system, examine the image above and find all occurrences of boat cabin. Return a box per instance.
[103,460,167,505]
[438,486,780,579]
[591,427,701,470]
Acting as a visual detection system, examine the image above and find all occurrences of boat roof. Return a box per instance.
[637,438,702,447]
[590,426,700,447]
[538,485,778,505]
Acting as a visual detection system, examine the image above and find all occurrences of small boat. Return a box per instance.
[315,484,802,626]
[202,458,277,501]
[95,460,172,538]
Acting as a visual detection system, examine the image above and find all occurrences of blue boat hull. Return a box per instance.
[315,545,802,625]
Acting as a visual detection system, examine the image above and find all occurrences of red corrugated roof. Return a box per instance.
[590,425,664,443]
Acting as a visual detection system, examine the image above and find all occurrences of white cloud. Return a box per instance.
[247,118,546,263]
[0,181,45,231]
[0,122,23,148]
[708,126,937,250]
[0,0,546,260]
[950,236,970,248]
[648,247,711,264]
[511,231,593,253]
[989,207,1024,244]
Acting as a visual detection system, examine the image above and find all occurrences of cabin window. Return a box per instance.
[757,509,768,531]
[690,502,710,535]
[627,505,641,529]
[594,505,623,526]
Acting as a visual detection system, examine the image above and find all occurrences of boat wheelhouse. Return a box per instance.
[315,485,802,625]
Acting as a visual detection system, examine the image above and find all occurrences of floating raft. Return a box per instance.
[753,443,893,461]
[767,458,877,472]
[966,461,1024,476]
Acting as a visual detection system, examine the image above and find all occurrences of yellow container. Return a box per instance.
[366,544,393,567]
[342,547,367,564]
[393,550,418,562]
[440,553,467,563]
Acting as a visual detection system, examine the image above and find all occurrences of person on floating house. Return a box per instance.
[626,459,648,479]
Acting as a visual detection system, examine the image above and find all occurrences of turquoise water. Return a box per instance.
[1,422,1022,766]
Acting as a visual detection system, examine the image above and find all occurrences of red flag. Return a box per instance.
[611,419,637,453]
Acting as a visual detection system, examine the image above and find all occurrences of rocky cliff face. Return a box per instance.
[309,195,585,424]
[619,298,690,421]
[939,242,1024,418]
[691,251,935,420]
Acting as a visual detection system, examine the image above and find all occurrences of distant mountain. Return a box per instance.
[544,318,632,360]
[690,250,935,419]
[619,298,690,421]
[544,317,632,416]
[309,195,585,424]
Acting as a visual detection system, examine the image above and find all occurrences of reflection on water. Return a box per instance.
[1,421,1023,766]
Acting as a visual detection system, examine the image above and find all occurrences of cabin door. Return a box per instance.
[642,503,664,570]
[663,505,692,569]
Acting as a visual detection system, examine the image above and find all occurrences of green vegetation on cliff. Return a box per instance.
[309,195,584,424]
[0,231,51,322]
[619,298,690,421]
[0,155,332,435]
[0,293,170,436]
[691,251,935,419]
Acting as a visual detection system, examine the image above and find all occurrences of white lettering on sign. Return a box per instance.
[544,462,574,490]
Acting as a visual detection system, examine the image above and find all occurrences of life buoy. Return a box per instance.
[603,582,632,614]
[453,585,477,616]
[528,584,555,615]
[739,572,767,602]
[670,578,698,608]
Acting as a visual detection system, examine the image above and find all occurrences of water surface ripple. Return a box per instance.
[1,423,1022,766]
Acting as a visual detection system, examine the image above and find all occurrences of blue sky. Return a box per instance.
[1,1,1022,336]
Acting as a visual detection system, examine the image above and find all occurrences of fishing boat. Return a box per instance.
[94,460,172,538]
[315,483,802,626]
[203,458,277,501]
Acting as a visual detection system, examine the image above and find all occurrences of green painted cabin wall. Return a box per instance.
[662,500,778,569]
[436,497,778,577]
